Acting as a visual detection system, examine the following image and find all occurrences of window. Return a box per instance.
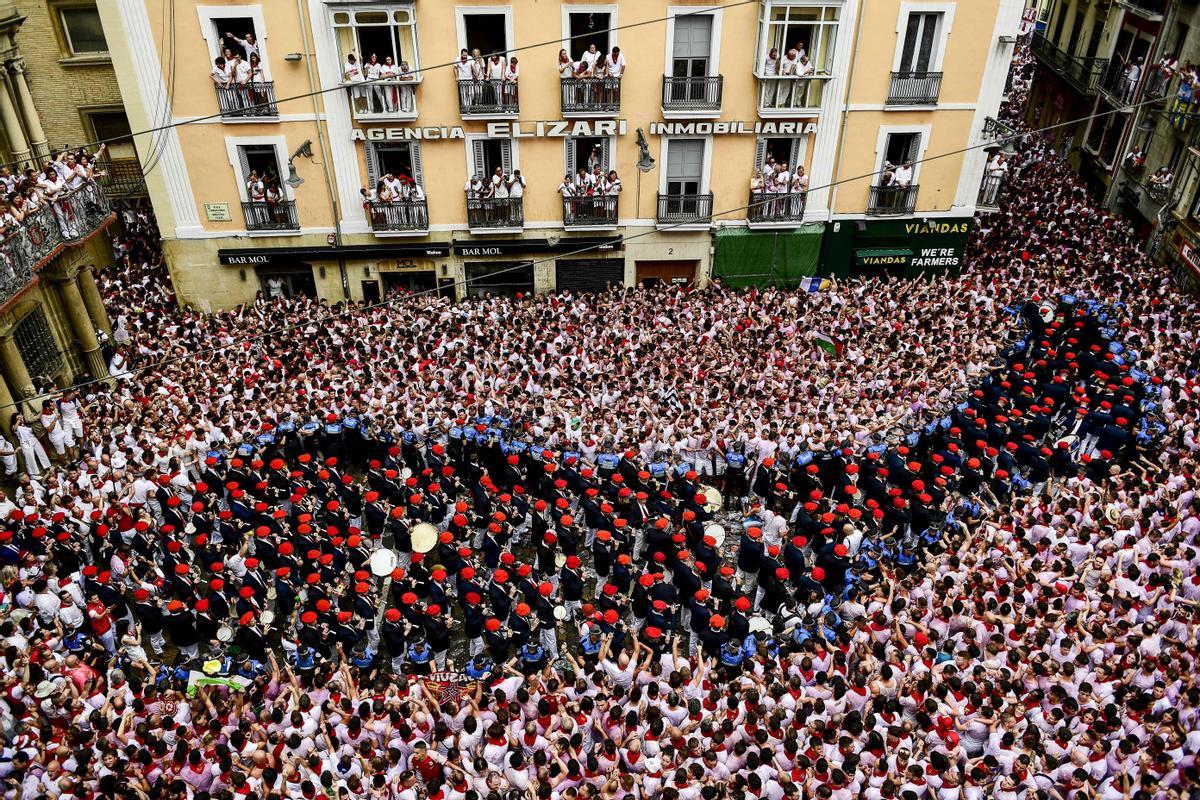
[564,136,612,179]
[883,132,921,170]
[236,144,284,197]
[1167,139,1184,171]
[13,309,62,383]
[58,5,107,56]
[470,138,514,181]
[753,137,806,174]
[672,15,714,79]
[460,11,509,56]
[665,139,705,195]
[331,5,421,77]
[757,4,839,75]
[365,141,424,188]
[898,12,940,74]
[565,11,613,61]
[84,110,134,158]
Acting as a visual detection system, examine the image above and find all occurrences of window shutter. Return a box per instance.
[471,140,487,179]
[907,134,921,164]
[754,138,767,172]
[789,137,806,172]
[600,137,611,171]
[364,142,381,187]
[500,140,513,174]
[410,142,424,187]
[236,145,252,182]
[564,139,576,178]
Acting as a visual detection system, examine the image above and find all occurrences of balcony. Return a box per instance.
[215,82,278,119]
[0,181,113,307]
[563,195,618,229]
[242,200,299,232]
[98,157,147,199]
[560,78,621,116]
[346,77,422,121]
[1099,61,1140,108]
[661,76,723,116]
[467,197,523,232]
[1116,0,1166,20]
[756,75,831,116]
[747,190,807,227]
[367,199,429,234]
[457,79,518,118]
[866,184,919,216]
[886,72,943,106]
[977,174,1005,211]
[656,192,713,227]
[1030,32,1107,96]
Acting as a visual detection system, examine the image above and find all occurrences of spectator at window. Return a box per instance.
[505,56,519,106]
[397,60,415,113]
[365,53,386,114]
[225,30,259,61]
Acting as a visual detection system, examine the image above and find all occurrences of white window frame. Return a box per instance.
[364,140,425,188]
[658,135,713,195]
[753,135,809,175]
[224,135,294,203]
[754,1,842,77]
[560,5,619,58]
[890,2,955,74]
[328,4,423,80]
[662,6,724,77]
[57,4,109,56]
[463,134,520,181]
[874,124,931,185]
[197,5,273,80]
[455,6,516,57]
[563,135,618,179]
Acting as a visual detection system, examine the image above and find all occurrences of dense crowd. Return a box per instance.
[0,47,1198,800]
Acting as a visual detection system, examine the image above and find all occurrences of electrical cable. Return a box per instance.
[0,88,1162,415]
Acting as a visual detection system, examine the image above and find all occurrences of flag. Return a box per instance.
[813,331,843,358]
[798,276,831,293]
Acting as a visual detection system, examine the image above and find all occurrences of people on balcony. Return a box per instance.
[1148,165,1173,200]
[361,173,426,229]
[750,160,807,218]
[560,168,621,223]
[463,168,526,227]
[0,146,107,245]
[1125,146,1147,174]
[558,46,623,108]
[760,44,812,108]
[981,152,1009,205]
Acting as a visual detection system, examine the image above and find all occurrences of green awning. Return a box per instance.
[712,226,824,288]
[855,248,913,267]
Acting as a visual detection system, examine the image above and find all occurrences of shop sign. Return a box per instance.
[352,120,628,142]
[649,121,818,136]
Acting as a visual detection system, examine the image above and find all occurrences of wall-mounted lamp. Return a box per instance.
[284,52,304,62]
[285,139,314,188]
[239,268,247,281]
[998,35,1018,45]
[319,265,326,279]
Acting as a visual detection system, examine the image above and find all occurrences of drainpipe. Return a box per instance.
[296,0,349,298]
[821,0,866,270]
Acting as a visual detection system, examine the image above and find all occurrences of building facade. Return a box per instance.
[97,0,1022,307]
[0,0,123,432]
[1025,0,1175,201]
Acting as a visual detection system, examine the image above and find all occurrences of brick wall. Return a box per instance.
[12,0,125,154]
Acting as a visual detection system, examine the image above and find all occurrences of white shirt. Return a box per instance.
[606,53,626,78]
[508,175,525,198]
[454,58,475,80]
